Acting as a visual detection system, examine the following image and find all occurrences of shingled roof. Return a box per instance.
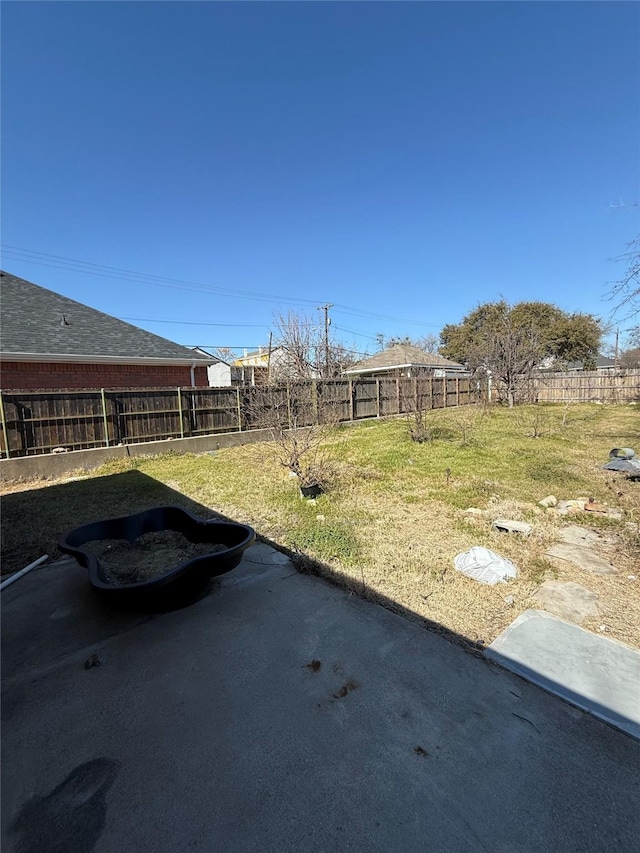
[0,272,212,365]
[343,343,465,375]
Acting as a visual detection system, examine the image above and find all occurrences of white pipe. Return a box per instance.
[1,555,49,591]
[190,362,196,388]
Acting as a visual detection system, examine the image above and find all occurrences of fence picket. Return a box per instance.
[10,371,633,459]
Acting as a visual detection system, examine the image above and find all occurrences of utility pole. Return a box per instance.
[318,304,333,378]
[614,327,619,371]
[266,331,273,385]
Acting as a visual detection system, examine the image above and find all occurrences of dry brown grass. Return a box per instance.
[2,403,639,649]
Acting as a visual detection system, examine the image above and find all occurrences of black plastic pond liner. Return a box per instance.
[59,506,255,612]
[300,484,323,499]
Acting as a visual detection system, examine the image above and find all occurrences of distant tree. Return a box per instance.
[620,347,640,369]
[385,333,440,353]
[209,346,238,363]
[440,300,602,406]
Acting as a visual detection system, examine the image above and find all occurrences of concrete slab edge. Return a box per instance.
[485,610,640,741]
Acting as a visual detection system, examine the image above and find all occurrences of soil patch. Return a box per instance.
[83,531,226,585]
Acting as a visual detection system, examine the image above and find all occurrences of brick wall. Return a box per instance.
[0,361,208,391]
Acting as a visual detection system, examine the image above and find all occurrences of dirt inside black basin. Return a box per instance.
[83,531,227,585]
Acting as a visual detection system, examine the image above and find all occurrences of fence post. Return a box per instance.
[0,390,9,458]
[286,381,292,429]
[376,379,381,418]
[456,376,460,407]
[349,379,354,420]
[443,378,447,407]
[100,388,110,446]
[396,376,401,414]
[429,376,434,410]
[176,388,185,439]
[236,387,242,431]
[413,377,418,412]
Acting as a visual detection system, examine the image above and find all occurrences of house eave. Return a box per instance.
[343,363,464,375]
[0,352,214,367]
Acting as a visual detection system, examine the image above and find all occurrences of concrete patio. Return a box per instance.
[2,543,639,852]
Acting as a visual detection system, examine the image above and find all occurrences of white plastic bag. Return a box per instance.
[454,546,517,585]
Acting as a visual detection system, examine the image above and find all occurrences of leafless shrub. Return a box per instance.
[514,406,558,439]
[448,404,486,446]
[407,407,433,443]
[559,401,601,429]
[244,381,341,489]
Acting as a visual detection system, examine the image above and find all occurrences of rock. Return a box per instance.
[533,581,599,624]
[503,595,515,605]
[607,508,624,520]
[558,526,602,547]
[492,518,532,537]
[556,500,568,510]
[566,500,586,510]
[546,543,619,576]
[464,508,484,516]
[538,495,557,508]
[315,515,325,522]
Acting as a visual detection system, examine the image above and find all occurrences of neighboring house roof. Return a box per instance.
[343,343,466,375]
[0,271,213,365]
[566,355,616,371]
[192,347,228,366]
[232,347,282,367]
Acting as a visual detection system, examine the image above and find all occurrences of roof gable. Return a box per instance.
[0,271,211,364]
[344,343,465,374]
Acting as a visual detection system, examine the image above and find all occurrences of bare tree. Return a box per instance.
[482,322,543,408]
[272,310,356,380]
[272,311,319,380]
[610,234,640,323]
[418,333,440,354]
[384,333,440,354]
[209,346,238,363]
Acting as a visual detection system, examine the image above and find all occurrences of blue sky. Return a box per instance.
[2,1,639,356]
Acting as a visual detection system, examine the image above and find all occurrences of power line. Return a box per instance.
[1,246,321,308]
[333,325,380,340]
[2,244,444,329]
[185,344,371,357]
[119,316,270,328]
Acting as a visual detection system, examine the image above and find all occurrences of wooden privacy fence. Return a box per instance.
[532,370,640,403]
[0,376,473,458]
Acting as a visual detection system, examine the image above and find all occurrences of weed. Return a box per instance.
[289,519,360,565]
[527,556,557,584]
